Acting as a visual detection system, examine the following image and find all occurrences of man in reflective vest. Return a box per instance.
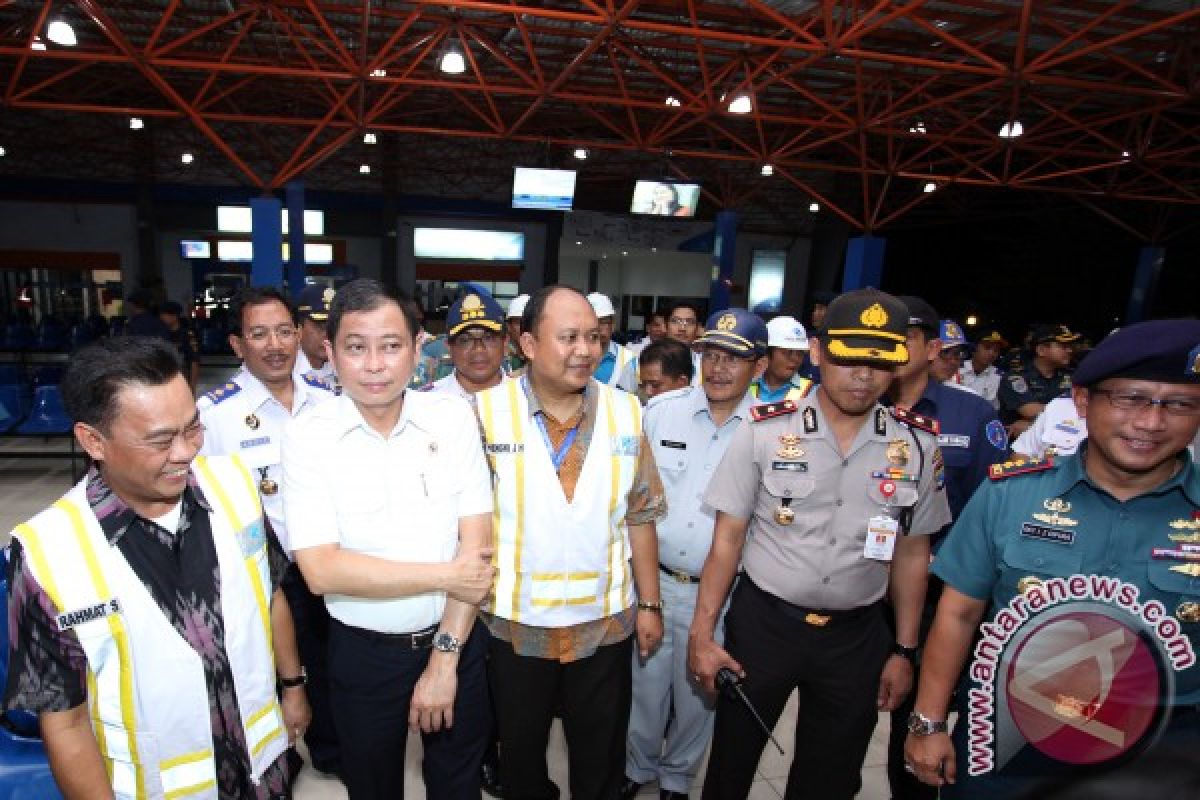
[479,285,666,800]
[4,336,308,799]
[750,315,814,403]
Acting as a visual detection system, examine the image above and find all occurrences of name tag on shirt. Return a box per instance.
[240,436,270,449]
[772,461,809,472]
[661,440,687,450]
[56,598,121,632]
[1020,522,1075,545]
[864,516,899,561]
[485,443,525,454]
[937,434,970,448]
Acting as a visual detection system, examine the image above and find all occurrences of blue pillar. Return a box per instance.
[285,181,306,295]
[709,210,737,312]
[1125,244,1164,324]
[841,235,886,291]
[250,196,283,288]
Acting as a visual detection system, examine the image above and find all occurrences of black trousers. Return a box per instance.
[280,562,340,772]
[489,633,634,800]
[701,579,890,800]
[887,580,942,800]
[329,617,490,800]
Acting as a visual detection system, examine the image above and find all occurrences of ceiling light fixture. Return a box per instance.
[665,95,681,107]
[965,314,979,326]
[923,181,937,193]
[908,120,927,134]
[181,152,194,165]
[0,146,6,158]
[808,202,820,213]
[363,132,377,144]
[760,164,774,176]
[129,117,144,130]
[573,147,588,160]
[439,42,466,75]
[46,20,77,47]
[370,68,387,77]
[1121,149,1131,158]
[998,120,1024,139]
[359,164,371,174]
[727,92,753,114]
[31,37,46,51]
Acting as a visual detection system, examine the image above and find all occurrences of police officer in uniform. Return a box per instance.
[905,319,1200,798]
[689,289,952,800]
[750,316,814,403]
[885,296,1008,799]
[998,324,1080,437]
[624,309,766,800]
[294,284,337,382]
[426,290,509,401]
[196,286,341,776]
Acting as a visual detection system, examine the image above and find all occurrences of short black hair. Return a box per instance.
[639,338,695,382]
[647,310,667,325]
[327,278,416,343]
[521,285,590,338]
[664,301,700,322]
[228,287,296,335]
[61,336,183,432]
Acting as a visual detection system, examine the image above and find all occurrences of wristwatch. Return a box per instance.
[892,642,918,663]
[636,600,664,613]
[907,711,948,737]
[433,631,462,653]
[279,667,307,689]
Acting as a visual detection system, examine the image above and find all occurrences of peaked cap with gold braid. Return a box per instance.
[819,288,910,366]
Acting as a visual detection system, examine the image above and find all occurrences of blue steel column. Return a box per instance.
[709,210,737,312]
[285,181,306,294]
[1124,244,1165,324]
[841,235,886,291]
[250,196,283,288]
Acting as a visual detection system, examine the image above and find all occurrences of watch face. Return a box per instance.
[434,633,460,652]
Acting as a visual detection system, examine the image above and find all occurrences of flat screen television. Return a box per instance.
[180,239,212,259]
[512,167,577,211]
[630,181,701,217]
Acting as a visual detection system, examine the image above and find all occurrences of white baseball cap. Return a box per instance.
[587,292,616,319]
[766,316,809,350]
[507,293,530,319]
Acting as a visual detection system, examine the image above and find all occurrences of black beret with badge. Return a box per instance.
[1072,319,1200,387]
[819,288,910,365]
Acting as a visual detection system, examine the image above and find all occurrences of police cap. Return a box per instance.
[296,285,335,322]
[1031,324,1081,345]
[1072,319,1200,387]
[447,291,505,338]
[695,309,768,358]
[897,295,939,333]
[820,288,909,365]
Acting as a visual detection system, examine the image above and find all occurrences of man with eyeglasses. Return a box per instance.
[617,302,704,394]
[426,290,509,401]
[624,309,766,800]
[197,286,340,778]
[905,319,1200,798]
[5,336,308,798]
[690,289,952,799]
[932,320,975,390]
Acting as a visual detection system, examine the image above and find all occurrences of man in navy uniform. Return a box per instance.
[998,324,1080,437]
[905,319,1200,798]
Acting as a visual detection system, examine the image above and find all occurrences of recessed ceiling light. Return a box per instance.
[363,132,377,144]
[908,120,927,134]
[1121,150,1131,158]
[665,95,681,107]
[359,164,371,174]
[0,146,6,158]
[46,20,77,47]
[370,68,387,77]
[923,181,937,193]
[129,117,144,130]
[727,93,753,114]
[181,152,194,165]
[808,202,820,213]
[622,251,628,256]
[576,241,582,246]
[440,44,466,75]
[998,120,1024,138]
[573,147,588,160]
[31,37,46,51]
[760,164,774,176]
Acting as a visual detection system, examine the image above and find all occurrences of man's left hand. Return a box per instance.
[636,609,664,659]
[877,654,914,711]
[410,657,458,734]
[281,688,311,746]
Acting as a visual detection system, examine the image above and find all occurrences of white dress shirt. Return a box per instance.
[958,361,1002,408]
[282,390,493,633]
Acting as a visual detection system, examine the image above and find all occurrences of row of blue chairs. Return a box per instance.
[0,385,72,435]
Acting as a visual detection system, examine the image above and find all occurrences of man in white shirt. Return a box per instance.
[293,284,337,382]
[198,286,340,776]
[958,330,1007,408]
[425,289,508,401]
[283,278,497,799]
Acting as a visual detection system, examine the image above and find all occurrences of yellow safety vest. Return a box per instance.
[12,455,285,799]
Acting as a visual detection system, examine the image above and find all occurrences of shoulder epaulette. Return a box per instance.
[750,399,797,422]
[302,372,334,392]
[989,455,1055,481]
[201,381,241,406]
[892,405,940,435]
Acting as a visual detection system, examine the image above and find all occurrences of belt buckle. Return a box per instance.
[672,568,691,584]
[411,628,435,649]
[804,612,831,627]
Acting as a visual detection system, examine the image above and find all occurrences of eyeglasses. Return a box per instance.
[243,325,298,343]
[700,350,756,368]
[669,317,698,327]
[451,332,504,349]
[1090,388,1200,417]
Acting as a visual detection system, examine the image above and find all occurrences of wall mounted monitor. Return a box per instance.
[630,180,701,217]
[180,239,212,259]
[512,167,577,211]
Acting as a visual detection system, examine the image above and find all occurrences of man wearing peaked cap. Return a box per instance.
[295,283,337,382]
[750,316,815,404]
[426,291,509,401]
[689,288,951,799]
[906,318,1200,797]
[998,323,1080,437]
[932,320,973,388]
[589,292,637,389]
[624,309,765,799]
[959,330,1008,409]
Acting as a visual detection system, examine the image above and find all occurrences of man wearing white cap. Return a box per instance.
[589,291,636,387]
[504,294,529,373]
[749,315,815,403]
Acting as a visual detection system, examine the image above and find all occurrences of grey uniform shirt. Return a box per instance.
[704,395,952,610]
[644,386,755,577]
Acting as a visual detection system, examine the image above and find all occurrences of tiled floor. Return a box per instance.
[1,457,892,800]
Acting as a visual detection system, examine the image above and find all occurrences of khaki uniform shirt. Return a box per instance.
[704,394,952,610]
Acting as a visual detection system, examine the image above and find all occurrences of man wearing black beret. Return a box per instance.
[905,319,1200,797]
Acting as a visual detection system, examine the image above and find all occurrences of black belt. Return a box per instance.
[333,618,437,649]
[659,563,701,584]
[744,578,879,628]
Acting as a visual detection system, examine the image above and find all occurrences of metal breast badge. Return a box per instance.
[245,414,260,430]
[776,433,804,460]
[1033,498,1078,527]
[886,439,910,467]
